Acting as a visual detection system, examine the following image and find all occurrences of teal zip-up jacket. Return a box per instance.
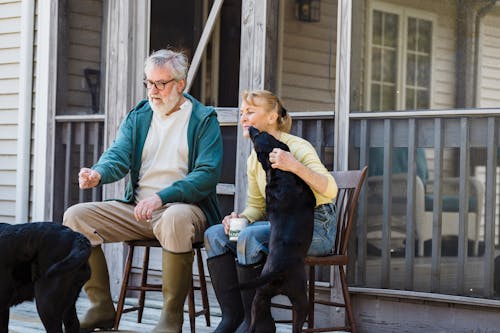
[91,93,223,226]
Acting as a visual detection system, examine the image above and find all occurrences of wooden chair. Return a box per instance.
[113,240,210,333]
[303,167,367,333]
[270,167,367,332]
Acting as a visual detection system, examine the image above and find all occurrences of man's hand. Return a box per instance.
[78,168,101,189]
[134,194,163,222]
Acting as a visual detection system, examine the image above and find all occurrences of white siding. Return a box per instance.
[64,0,103,115]
[0,0,21,222]
[432,4,457,109]
[478,10,500,108]
[279,0,337,112]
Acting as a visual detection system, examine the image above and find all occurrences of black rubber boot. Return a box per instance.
[207,254,244,333]
[234,262,264,333]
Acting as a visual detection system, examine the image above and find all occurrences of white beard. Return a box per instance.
[149,90,182,116]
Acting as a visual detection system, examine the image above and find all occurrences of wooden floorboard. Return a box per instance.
[8,278,347,332]
[8,296,295,333]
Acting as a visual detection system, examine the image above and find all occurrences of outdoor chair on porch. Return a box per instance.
[272,167,367,332]
[303,167,367,333]
[366,148,484,256]
[113,240,210,333]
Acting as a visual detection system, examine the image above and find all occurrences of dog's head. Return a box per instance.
[248,126,289,171]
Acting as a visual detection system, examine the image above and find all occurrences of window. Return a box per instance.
[367,3,434,111]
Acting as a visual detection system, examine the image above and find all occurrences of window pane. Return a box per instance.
[371,84,381,111]
[372,47,382,81]
[384,13,399,47]
[407,17,416,51]
[418,19,432,53]
[406,87,415,109]
[373,10,382,45]
[407,53,416,85]
[417,55,430,87]
[382,84,396,110]
[382,49,397,82]
[417,89,429,108]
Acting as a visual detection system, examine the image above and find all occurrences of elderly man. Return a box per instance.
[64,49,223,333]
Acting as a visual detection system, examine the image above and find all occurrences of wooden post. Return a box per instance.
[102,0,149,299]
[235,0,280,212]
[334,0,352,172]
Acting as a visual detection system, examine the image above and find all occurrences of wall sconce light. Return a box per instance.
[295,0,320,23]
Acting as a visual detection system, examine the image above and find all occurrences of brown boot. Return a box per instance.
[150,250,194,333]
[79,246,116,333]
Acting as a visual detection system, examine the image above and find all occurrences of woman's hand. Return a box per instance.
[222,212,239,235]
[269,148,331,195]
[269,148,299,172]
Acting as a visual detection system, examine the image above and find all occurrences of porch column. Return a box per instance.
[235,0,280,212]
[33,0,58,221]
[334,0,352,171]
[102,0,150,298]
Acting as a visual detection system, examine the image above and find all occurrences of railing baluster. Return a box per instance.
[381,119,393,288]
[431,118,444,293]
[64,123,73,211]
[315,120,323,160]
[79,123,87,203]
[357,119,369,286]
[91,122,101,202]
[296,119,303,138]
[457,118,470,294]
[484,117,497,297]
[405,118,416,290]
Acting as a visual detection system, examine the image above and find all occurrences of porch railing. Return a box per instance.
[53,115,105,222]
[53,108,500,300]
[350,109,500,299]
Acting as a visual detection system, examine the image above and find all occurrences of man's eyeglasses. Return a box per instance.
[142,78,176,90]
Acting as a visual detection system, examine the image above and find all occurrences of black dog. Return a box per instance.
[244,126,316,333]
[0,222,91,333]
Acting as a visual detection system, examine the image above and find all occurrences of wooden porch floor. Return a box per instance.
[9,297,295,332]
[9,294,298,333]
[9,290,348,332]
[8,276,348,333]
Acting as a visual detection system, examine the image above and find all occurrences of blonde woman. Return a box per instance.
[204,90,338,333]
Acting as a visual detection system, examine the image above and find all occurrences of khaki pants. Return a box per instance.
[63,200,207,253]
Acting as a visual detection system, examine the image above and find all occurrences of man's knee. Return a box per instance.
[63,204,84,228]
[153,204,201,252]
[63,203,95,232]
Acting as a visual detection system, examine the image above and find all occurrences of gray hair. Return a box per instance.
[144,49,189,80]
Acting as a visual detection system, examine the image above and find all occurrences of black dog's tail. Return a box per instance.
[45,234,91,278]
[238,270,286,290]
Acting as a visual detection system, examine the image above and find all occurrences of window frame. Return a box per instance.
[365,1,437,111]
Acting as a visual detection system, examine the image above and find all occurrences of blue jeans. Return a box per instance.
[204,203,336,265]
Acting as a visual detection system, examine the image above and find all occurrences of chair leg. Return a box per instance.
[137,246,150,323]
[196,247,211,326]
[188,281,196,333]
[339,266,356,333]
[114,244,135,330]
[307,265,315,329]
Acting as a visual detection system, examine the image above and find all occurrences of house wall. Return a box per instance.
[279,0,337,112]
[478,9,500,108]
[0,1,22,222]
[60,0,103,115]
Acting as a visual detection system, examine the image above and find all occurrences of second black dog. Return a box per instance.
[244,126,316,333]
[0,222,91,333]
